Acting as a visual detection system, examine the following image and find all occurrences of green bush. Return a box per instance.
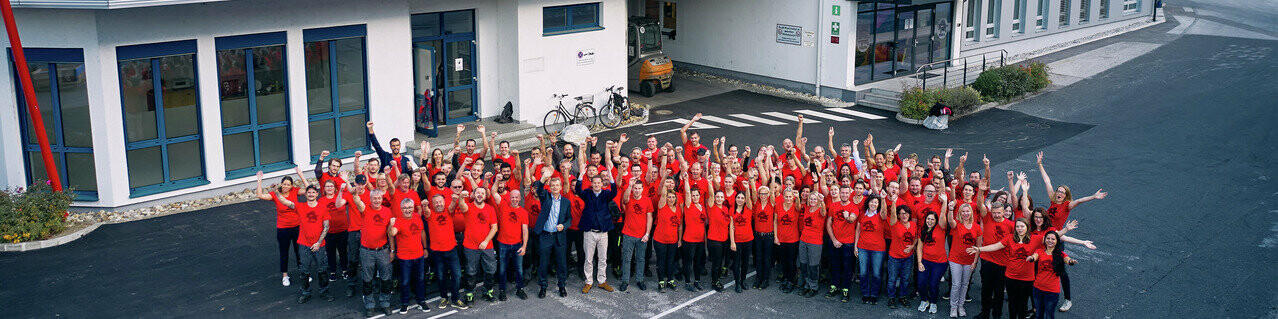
[972,63,1051,102]
[934,86,983,114]
[1027,61,1052,91]
[898,87,933,120]
[0,181,72,243]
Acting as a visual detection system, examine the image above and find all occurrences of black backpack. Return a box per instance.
[929,103,953,116]
[495,101,515,123]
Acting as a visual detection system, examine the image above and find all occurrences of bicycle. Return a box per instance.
[542,93,598,136]
[597,85,631,128]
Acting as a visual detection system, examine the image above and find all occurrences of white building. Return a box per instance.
[0,0,627,208]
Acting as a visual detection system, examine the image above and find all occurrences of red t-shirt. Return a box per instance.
[948,222,982,265]
[1032,249,1067,293]
[496,202,528,246]
[393,212,426,259]
[360,206,393,249]
[856,205,886,251]
[622,198,654,239]
[390,189,420,218]
[326,195,348,233]
[981,215,1014,266]
[898,191,923,212]
[568,193,584,230]
[919,226,948,263]
[654,205,682,244]
[733,207,754,243]
[1047,202,1071,230]
[347,192,364,232]
[888,222,916,259]
[683,141,706,164]
[296,199,331,246]
[829,204,858,245]
[707,206,732,242]
[913,198,944,222]
[463,202,498,250]
[425,207,457,251]
[682,204,707,243]
[523,193,541,227]
[775,202,800,243]
[754,202,774,233]
[1001,235,1044,281]
[451,198,468,234]
[800,207,826,245]
[271,188,300,228]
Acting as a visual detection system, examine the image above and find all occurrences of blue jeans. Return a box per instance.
[1032,288,1060,319]
[917,259,946,303]
[857,248,884,298]
[398,257,427,304]
[433,249,462,302]
[886,256,912,298]
[832,245,856,290]
[497,242,526,291]
[620,235,648,284]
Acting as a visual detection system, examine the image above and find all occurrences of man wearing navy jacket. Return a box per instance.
[574,137,617,295]
[366,121,416,174]
[532,168,572,299]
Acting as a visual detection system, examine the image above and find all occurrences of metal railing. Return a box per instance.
[909,49,1009,90]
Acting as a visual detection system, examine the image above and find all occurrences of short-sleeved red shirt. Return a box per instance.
[919,226,948,263]
[360,206,393,249]
[326,195,348,233]
[707,206,732,242]
[981,215,1014,265]
[297,199,331,246]
[829,204,858,244]
[733,207,754,243]
[1001,235,1044,281]
[425,208,457,251]
[948,222,982,265]
[1047,202,1071,231]
[800,207,826,245]
[393,212,425,259]
[754,202,774,233]
[654,205,682,244]
[683,141,707,164]
[463,203,498,250]
[887,222,916,259]
[271,188,300,228]
[496,202,528,246]
[682,204,707,243]
[855,203,886,251]
[1032,249,1067,292]
[622,197,654,239]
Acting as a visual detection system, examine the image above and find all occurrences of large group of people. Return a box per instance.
[255,114,1106,318]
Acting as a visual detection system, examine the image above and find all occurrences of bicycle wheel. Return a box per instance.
[598,102,623,128]
[573,103,599,130]
[543,109,570,136]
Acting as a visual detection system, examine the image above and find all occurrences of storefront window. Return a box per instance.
[304,25,369,159]
[117,40,207,197]
[13,49,97,200]
[216,32,292,179]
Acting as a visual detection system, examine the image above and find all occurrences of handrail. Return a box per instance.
[909,49,1008,89]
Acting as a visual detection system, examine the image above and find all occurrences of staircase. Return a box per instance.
[855,88,902,112]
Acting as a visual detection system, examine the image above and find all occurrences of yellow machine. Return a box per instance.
[628,17,674,97]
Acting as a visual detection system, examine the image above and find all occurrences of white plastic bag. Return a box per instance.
[923,115,949,130]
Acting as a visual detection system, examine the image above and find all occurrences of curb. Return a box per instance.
[895,113,925,125]
[0,222,101,252]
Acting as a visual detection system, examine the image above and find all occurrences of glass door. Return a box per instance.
[913,8,934,72]
[932,3,953,62]
[444,39,477,123]
[893,10,916,75]
[412,43,438,136]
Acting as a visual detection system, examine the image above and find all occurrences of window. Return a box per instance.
[1100,0,1110,19]
[965,0,979,39]
[1079,0,1090,23]
[11,48,97,200]
[985,0,1000,38]
[1123,0,1140,13]
[1012,0,1024,33]
[662,2,677,31]
[1037,0,1048,28]
[215,32,292,180]
[304,25,369,160]
[117,40,207,197]
[543,3,601,35]
[1060,0,1071,26]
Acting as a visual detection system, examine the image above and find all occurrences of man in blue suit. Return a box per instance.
[574,137,617,294]
[531,167,572,299]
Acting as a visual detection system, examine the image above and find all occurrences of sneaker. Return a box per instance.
[734,285,743,293]
[840,290,850,303]
[918,301,929,312]
[346,286,356,298]
[297,294,311,304]
[758,280,769,290]
[966,296,972,302]
[516,288,528,300]
[685,282,696,292]
[465,292,475,304]
[889,297,899,309]
[498,290,508,301]
[483,289,495,302]
[419,301,431,312]
[862,296,869,304]
[943,293,950,300]
[928,303,938,314]
[453,300,469,310]
[825,286,839,299]
[381,307,393,316]
[1059,300,1073,312]
[870,297,878,305]
[958,306,967,317]
[636,281,647,291]
[539,286,548,299]
[282,276,291,287]
[713,281,725,292]
[363,308,373,318]
[398,305,409,314]
[658,283,667,293]
[438,298,450,309]
[950,308,959,318]
[619,283,628,292]
[693,282,704,291]
[558,286,567,297]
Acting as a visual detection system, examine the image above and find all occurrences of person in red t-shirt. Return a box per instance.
[884,198,916,308]
[352,188,395,315]
[255,169,307,287]
[826,185,860,301]
[680,174,709,291]
[388,197,429,312]
[653,187,683,293]
[970,217,1096,319]
[1037,152,1107,312]
[493,188,529,300]
[854,186,889,304]
[914,208,950,314]
[945,200,982,317]
[1027,232,1079,318]
[424,194,464,309]
[275,184,343,303]
[797,191,827,297]
[451,188,499,305]
[728,189,755,294]
[772,187,802,293]
[679,113,709,164]
[619,176,654,292]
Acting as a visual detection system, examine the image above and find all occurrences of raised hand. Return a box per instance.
[828,127,834,137]
[692,113,703,122]
[619,133,629,144]
[982,155,990,166]
[1094,189,1108,199]
[457,124,466,133]
[1007,171,1015,180]
[490,132,498,140]
[1036,151,1044,165]
[1017,171,1028,181]
[353,151,362,159]
[796,114,804,123]
[477,125,486,133]
[1065,220,1080,232]
[320,150,330,159]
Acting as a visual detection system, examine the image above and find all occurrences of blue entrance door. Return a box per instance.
[411,10,479,128]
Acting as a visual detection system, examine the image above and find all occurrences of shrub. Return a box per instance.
[934,86,983,114]
[898,87,934,120]
[972,63,1051,101]
[0,181,72,243]
[1027,61,1052,91]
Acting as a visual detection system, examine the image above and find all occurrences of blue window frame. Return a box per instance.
[543,2,602,35]
[10,48,98,201]
[303,25,370,160]
[117,40,208,197]
[215,32,294,180]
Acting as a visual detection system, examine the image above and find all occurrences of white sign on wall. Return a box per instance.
[454,58,464,71]
[577,49,596,66]
[776,24,802,45]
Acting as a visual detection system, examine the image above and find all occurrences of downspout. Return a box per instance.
[815,0,824,97]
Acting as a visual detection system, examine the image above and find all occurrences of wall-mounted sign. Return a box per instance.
[831,22,840,35]
[454,58,464,71]
[576,49,596,66]
[831,36,840,44]
[832,5,841,16]
[776,24,802,45]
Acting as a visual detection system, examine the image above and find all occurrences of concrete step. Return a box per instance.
[863,90,902,102]
[856,94,901,112]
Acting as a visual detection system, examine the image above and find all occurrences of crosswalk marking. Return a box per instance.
[699,115,754,127]
[729,113,786,125]
[762,111,819,123]
[643,118,719,136]
[796,109,855,122]
[825,107,888,120]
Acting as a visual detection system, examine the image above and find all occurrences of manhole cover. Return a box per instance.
[654,110,674,115]
[1026,122,1051,129]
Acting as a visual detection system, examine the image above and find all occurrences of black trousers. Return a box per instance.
[276,227,300,273]
[732,241,754,286]
[753,233,774,285]
[980,262,1007,317]
[537,232,569,288]
[708,240,728,283]
[778,242,799,283]
[681,241,706,283]
[325,232,349,275]
[654,242,678,282]
[1006,278,1034,319]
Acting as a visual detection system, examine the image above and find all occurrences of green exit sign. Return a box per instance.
[832,5,841,16]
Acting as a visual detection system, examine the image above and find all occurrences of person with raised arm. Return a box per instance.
[351,187,395,316]
[680,167,709,292]
[1027,231,1080,319]
[884,196,917,309]
[492,181,530,301]
[255,167,309,287]
[751,151,777,291]
[1036,151,1105,312]
[825,183,859,302]
[680,113,709,164]
[618,158,656,292]
[967,213,1096,319]
[531,166,572,298]
[652,172,683,293]
[728,176,755,294]
[914,197,951,315]
[575,137,619,295]
[275,182,341,304]
[388,196,429,314]
[797,187,828,298]
[453,185,499,306]
[945,188,984,317]
[366,122,416,175]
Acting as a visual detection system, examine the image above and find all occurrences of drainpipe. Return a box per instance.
[2,0,62,192]
[814,0,824,98]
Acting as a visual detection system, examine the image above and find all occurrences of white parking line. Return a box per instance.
[729,113,786,125]
[796,109,855,122]
[649,271,757,319]
[699,115,754,127]
[825,107,888,120]
[762,112,818,123]
[368,297,450,319]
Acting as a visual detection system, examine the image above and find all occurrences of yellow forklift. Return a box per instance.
[628,17,674,97]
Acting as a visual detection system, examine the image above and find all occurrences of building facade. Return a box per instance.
[0,0,628,208]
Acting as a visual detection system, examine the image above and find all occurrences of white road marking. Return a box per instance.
[762,112,818,123]
[1167,16,1197,34]
[796,109,855,122]
[649,271,756,319]
[825,107,888,120]
[729,113,786,125]
[699,115,754,127]
[643,118,719,136]
[1183,7,1194,13]
[368,297,447,319]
